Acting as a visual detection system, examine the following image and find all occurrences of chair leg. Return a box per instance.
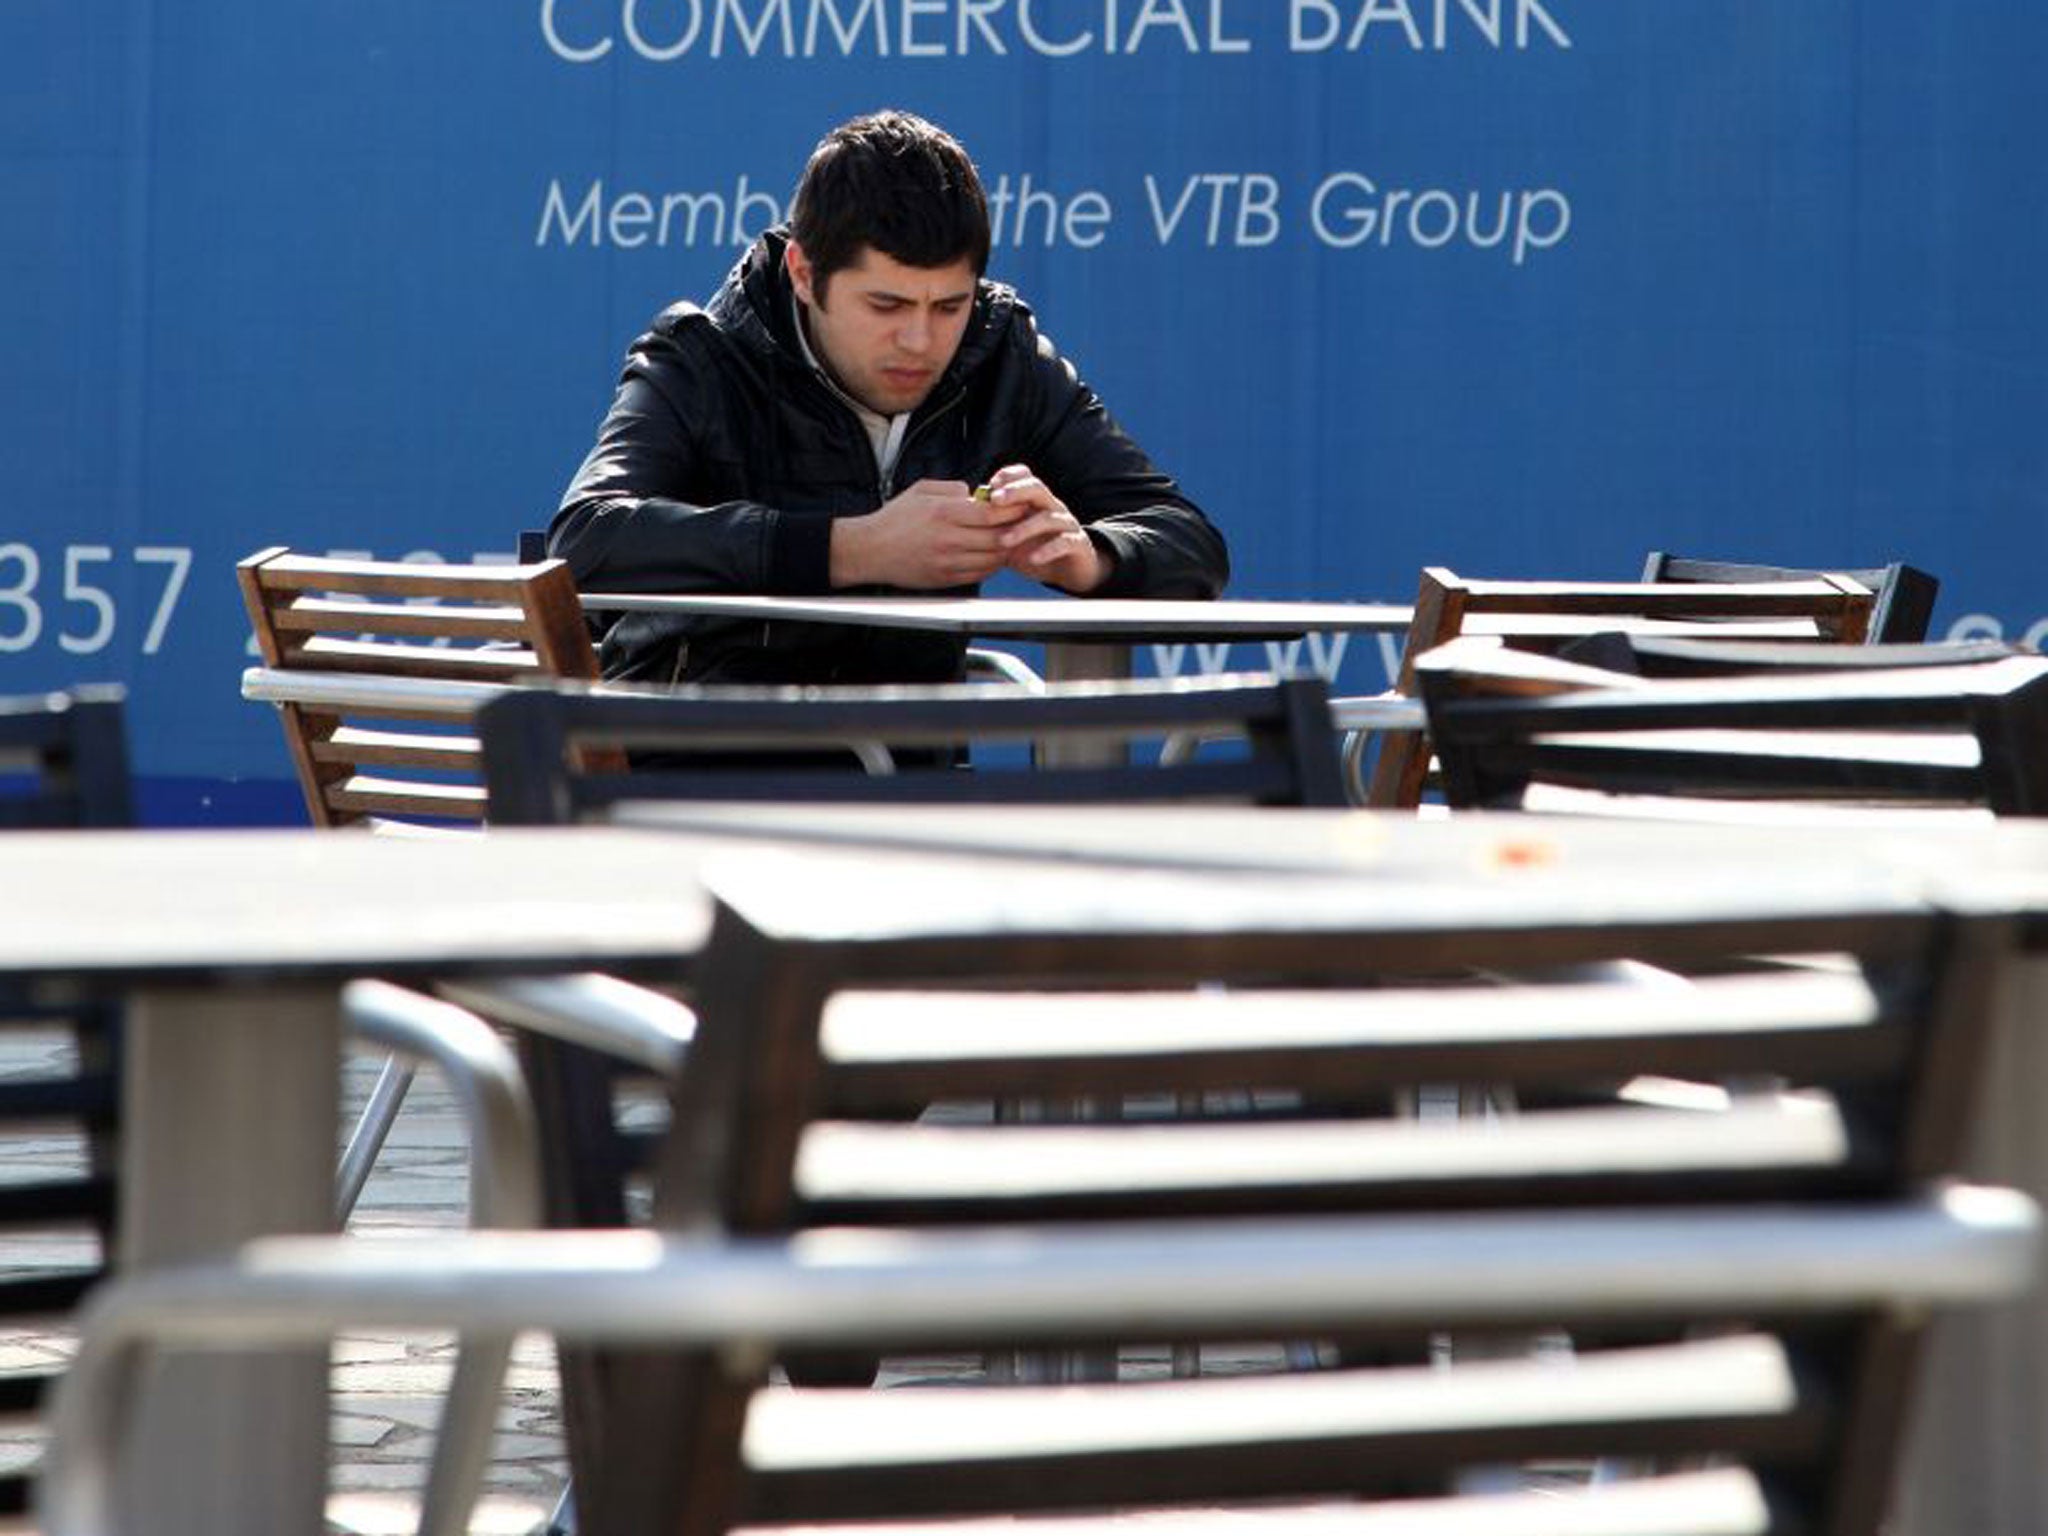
[415,1335,517,1536]
[336,1054,417,1221]
[544,1481,576,1536]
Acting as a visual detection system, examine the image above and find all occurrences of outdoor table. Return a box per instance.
[0,828,715,1536]
[572,593,1413,683]
[572,595,1417,768]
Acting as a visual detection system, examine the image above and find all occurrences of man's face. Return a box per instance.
[787,242,978,416]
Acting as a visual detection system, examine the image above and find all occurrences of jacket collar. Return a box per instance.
[715,227,1016,409]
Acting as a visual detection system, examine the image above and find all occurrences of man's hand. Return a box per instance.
[983,464,1112,594]
[829,480,1021,589]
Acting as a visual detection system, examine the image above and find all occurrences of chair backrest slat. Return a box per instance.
[270,597,538,643]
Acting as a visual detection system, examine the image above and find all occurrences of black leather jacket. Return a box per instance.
[549,228,1229,684]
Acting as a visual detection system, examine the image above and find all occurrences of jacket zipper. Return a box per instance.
[877,386,968,501]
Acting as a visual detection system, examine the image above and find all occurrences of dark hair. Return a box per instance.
[788,110,991,300]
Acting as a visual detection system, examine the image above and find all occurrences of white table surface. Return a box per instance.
[0,827,712,1536]
[572,594,1413,643]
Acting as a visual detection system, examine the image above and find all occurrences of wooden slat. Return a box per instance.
[323,777,489,819]
[311,729,482,771]
[817,969,1896,1107]
[293,636,543,680]
[272,595,535,642]
[792,1098,1876,1219]
[250,554,554,600]
[1532,728,1980,767]
[1645,554,1936,644]
[1459,575,1860,613]
[730,1467,1779,1536]
[1464,615,1826,641]
[739,1335,1818,1523]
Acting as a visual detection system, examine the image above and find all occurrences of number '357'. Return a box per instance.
[0,544,193,655]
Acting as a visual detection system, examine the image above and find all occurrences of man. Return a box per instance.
[549,109,1229,686]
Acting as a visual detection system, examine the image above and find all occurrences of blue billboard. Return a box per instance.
[4,1,2044,819]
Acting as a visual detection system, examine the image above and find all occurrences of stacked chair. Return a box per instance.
[1417,636,2048,818]
[1344,557,1950,807]
[446,671,1351,1510]
[1353,564,1879,806]
[0,688,132,1518]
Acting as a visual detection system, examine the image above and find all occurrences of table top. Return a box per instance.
[573,594,1413,642]
[8,809,2045,989]
[616,800,2047,880]
[623,803,2048,951]
[0,828,713,987]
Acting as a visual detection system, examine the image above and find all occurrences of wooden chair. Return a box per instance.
[1419,637,2048,817]
[555,852,2025,1536]
[475,673,1348,822]
[1358,567,1877,807]
[237,551,601,1531]
[237,546,619,827]
[462,671,1349,1468]
[238,543,624,1212]
[1642,552,1940,644]
[0,687,132,1517]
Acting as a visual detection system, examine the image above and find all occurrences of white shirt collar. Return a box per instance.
[791,293,910,485]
